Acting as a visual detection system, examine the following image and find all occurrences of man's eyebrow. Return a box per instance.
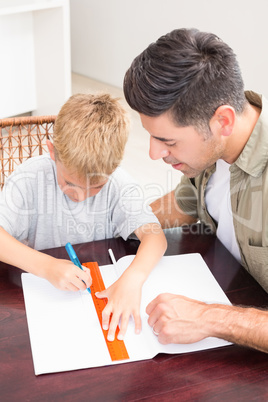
[152,135,175,142]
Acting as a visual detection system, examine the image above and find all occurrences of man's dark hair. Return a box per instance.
[123,28,246,133]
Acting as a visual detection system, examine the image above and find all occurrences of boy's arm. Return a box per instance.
[0,227,91,291]
[146,294,268,353]
[96,223,167,341]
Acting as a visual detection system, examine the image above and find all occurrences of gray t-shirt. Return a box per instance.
[0,154,158,250]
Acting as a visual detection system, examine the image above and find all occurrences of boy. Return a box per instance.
[0,93,167,341]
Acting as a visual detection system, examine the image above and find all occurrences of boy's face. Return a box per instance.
[55,159,108,202]
[47,140,108,202]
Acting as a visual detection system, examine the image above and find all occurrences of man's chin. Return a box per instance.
[173,165,201,178]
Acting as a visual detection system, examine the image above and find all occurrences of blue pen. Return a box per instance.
[65,242,91,293]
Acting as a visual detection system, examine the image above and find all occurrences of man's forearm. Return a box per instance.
[205,304,268,353]
[150,190,197,228]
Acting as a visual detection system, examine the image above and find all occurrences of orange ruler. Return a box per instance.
[83,262,129,362]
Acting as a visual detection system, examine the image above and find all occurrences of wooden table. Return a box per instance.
[1,225,268,401]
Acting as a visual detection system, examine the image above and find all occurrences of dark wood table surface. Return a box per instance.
[1,225,268,401]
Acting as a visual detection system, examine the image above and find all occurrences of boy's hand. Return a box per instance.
[44,259,92,291]
[95,270,143,341]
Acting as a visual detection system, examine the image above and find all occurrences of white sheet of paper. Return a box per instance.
[22,253,232,375]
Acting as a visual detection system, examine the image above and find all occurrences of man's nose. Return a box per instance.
[149,137,169,160]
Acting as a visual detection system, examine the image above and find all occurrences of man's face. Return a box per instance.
[55,160,108,202]
[140,112,225,178]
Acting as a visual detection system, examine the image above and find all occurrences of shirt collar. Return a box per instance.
[234,91,268,177]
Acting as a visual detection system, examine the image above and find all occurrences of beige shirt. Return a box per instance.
[175,91,268,292]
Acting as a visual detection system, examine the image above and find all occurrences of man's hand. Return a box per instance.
[146,293,268,353]
[146,293,211,344]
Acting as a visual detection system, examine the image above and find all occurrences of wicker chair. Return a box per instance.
[0,115,56,189]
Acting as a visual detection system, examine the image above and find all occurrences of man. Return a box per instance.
[123,28,268,352]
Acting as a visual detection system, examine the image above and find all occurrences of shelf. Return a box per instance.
[0,0,65,15]
[0,0,71,117]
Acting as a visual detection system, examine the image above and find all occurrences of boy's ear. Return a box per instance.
[210,105,236,137]
[46,139,56,161]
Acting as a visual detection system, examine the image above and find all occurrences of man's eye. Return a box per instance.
[166,142,176,147]
[65,181,75,187]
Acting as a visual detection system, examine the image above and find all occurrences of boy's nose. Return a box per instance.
[149,137,169,160]
[78,187,92,201]
[65,187,88,202]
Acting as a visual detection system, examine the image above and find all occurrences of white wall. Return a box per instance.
[70,0,268,97]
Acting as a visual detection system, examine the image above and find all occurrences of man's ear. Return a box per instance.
[210,105,236,137]
[46,139,56,161]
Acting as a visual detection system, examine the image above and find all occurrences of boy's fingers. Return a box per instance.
[95,290,107,299]
[133,312,142,335]
[80,268,92,284]
[107,313,120,342]
[117,314,129,340]
[65,281,80,292]
[101,305,112,331]
[71,276,88,291]
[74,267,92,287]
[117,311,141,340]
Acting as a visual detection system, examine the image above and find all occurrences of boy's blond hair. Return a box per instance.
[53,93,129,183]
